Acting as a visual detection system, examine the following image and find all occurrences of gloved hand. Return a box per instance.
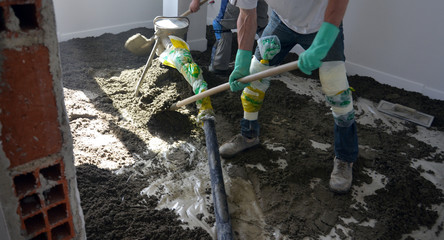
[229,49,252,92]
[299,22,340,75]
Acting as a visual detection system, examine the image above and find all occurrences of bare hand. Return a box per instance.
[189,0,200,12]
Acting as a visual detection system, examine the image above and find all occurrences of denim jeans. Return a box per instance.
[243,11,358,163]
[241,119,259,139]
[334,122,358,163]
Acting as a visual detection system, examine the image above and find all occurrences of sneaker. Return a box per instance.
[329,157,353,193]
[219,134,259,158]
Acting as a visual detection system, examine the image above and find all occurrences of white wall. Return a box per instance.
[343,0,444,100]
[53,0,161,41]
[206,0,220,25]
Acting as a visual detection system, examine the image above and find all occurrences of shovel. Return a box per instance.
[125,0,209,56]
[170,60,300,110]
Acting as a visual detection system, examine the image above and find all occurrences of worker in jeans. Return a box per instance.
[219,0,358,193]
[189,0,269,75]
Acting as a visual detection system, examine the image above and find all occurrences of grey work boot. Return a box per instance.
[329,157,353,193]
[219,134,259,158]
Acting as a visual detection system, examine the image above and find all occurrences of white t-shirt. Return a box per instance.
[229,0,328,34]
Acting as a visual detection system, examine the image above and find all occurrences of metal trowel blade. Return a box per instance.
[376,100,434,127]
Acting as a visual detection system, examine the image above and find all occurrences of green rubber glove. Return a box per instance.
[299,22,340,75]
[229,49,252,92]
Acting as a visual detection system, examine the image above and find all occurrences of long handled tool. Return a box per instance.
[125,0,209,56]
[180,0,209,17]
[133,37,160,96]
[170,60,299,110]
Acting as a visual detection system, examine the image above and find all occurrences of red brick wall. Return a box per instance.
[0,0,82,239]
[1,45,62,168]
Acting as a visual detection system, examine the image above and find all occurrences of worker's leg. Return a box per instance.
[299,23,358,192]
[209,23,232,73]
[219,56,269,158]
[219,11,297,158]
[319,60,358,193]
[210,1,238,73]
[241,11,298,138]
[240,56,271,138]
[317,24,359,165]
[242,11,299,138]
[319,61,358,163]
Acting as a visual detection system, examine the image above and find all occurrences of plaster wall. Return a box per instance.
[343,0,444,100]
[53,0,161,41]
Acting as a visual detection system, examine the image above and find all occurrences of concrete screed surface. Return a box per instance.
[59,27,444,240]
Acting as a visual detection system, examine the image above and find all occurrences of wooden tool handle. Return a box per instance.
[180,0,209,17]
[170,60,299,110]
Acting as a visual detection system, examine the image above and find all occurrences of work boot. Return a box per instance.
[329,157,353,193]
[219,134,259,158]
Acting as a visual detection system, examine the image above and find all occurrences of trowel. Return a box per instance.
[124,0,209,56]
[376,100,434,127]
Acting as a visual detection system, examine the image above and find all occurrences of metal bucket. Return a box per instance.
[154,16,190,54]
